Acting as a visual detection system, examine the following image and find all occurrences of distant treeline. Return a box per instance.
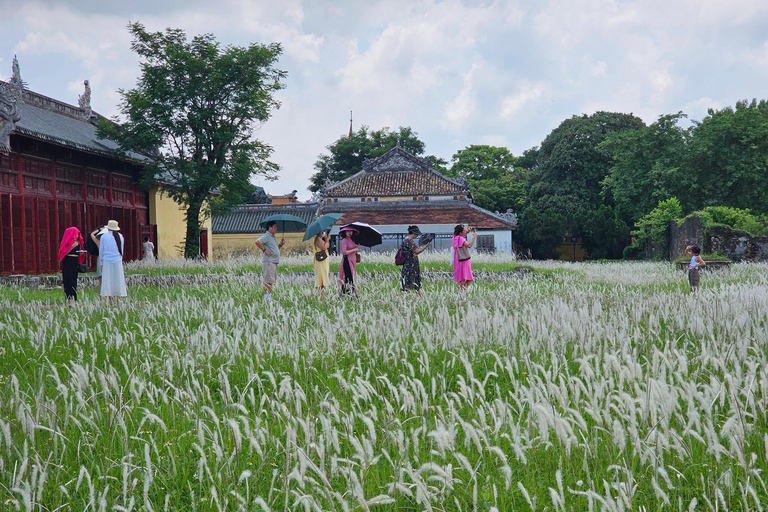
[309,99,768,259]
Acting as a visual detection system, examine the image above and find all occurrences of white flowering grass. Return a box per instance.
[0,262,767,511]
[124,249,527,275]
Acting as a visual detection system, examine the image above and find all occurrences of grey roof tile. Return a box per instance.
[212,203,319,234]
[13,90,150,162]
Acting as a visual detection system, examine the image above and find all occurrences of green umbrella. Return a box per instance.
[302,213,344,241]
[259,214,307,233]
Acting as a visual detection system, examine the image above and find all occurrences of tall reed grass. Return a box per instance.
[1,262,766,510]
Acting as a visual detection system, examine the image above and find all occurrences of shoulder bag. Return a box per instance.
[457,246,471,262]
[315,250,328,262]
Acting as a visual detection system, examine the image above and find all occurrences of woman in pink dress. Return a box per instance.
[338,227,360,296]
[452,224,477,291]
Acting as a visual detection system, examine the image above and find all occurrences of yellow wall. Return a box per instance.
[212,232,314,259]
[149,185,212,259]
[556,242,587,261]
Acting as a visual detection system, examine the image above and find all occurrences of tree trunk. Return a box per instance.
[184,199,203,259]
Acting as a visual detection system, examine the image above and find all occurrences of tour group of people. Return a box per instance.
[58,219,155,302]
[58,220,706,302]
[255,221,480,301]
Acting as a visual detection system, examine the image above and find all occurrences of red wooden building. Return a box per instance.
[0,58,152,274]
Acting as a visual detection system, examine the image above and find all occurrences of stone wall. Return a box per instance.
[669,215,704,261]
[670,215,768,261]
[708,226,768,261]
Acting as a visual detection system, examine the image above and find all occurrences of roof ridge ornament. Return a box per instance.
[494,208,518,227]
[78,80,92,120]
[0,55,25,152]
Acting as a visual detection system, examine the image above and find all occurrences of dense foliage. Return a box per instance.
[695,206,768,237]
[445,145,527,213]
[627,197,683,259]
[99,23,285,258]
[517,112,644,258]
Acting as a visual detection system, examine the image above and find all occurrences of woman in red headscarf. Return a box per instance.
[59,227,85,301]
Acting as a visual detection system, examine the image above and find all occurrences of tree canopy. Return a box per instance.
[686,99,768,216]
[99,22,285,258]
[309,126,427,192]
[446,145,526,213]
[601,113,691,225]
[519,111,645,257]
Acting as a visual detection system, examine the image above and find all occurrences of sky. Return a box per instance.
[2,0,768,200]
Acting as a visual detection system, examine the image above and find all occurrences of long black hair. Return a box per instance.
[453,224,464,236]
[112,230,122,255]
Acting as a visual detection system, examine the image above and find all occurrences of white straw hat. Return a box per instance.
[106,220,120,231]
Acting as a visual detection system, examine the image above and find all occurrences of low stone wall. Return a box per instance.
[0,267,537,290]
[670,215,768,262]
[707,226,768,261]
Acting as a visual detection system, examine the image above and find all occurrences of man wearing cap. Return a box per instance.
[255,220,285,301]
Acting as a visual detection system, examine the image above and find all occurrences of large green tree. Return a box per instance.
[601,113,692,226]
[445,145,526,213]
[99,23,285,258]
[309,126,427,192]
[686,99,768,215]
[521,111,644,258]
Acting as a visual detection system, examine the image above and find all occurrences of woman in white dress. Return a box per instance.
[100,220,127,297]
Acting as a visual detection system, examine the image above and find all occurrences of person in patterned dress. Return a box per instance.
[400,225,431,293]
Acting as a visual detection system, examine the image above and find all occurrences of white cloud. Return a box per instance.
[440,64,480,131]
[4,0,768,199]
[500,83,548,120]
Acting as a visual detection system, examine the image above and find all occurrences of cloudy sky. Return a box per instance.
[2,0,768,199]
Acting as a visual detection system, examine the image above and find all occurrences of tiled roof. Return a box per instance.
[322,201,516,230]
[212,203,320,234]
[11,88,150,162]
[325,146,469,198]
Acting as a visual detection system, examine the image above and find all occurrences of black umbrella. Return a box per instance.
[341,222,382,247]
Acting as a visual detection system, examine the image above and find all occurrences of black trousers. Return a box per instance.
[342,255,355,294]
[62,257,79,300]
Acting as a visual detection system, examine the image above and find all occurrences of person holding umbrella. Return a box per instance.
[255,220,285,301]
[303,213,344,297]
[313,231,331,296]
[338,226,360,297]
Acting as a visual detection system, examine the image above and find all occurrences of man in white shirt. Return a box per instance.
[142,236,155,261]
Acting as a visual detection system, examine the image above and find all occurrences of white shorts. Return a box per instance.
[262,261,278,284]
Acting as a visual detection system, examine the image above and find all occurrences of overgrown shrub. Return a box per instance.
[694,206,768,236]
[627,197,682,259]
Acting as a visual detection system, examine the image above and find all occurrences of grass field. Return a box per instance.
[1,258,767,511]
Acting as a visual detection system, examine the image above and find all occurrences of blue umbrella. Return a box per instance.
[259,214,307,233]
[302,213,344,241]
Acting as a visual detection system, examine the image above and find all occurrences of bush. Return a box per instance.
[694,206,768,236]
[631,197,682,259]
[623,244,642,260]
